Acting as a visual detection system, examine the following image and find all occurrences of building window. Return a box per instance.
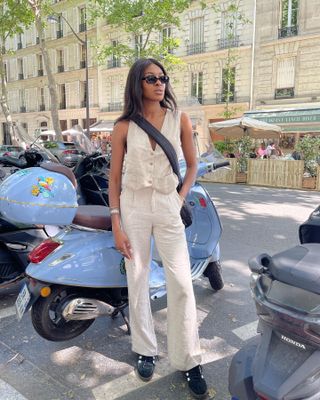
[80,81,87,108]
[39,88,45,111]
[4,62,8,82]
[191,72,203,104]
[79,7,87,32]
[162,27,173,54]
[80,44,86,69]
[37,54,44,76]
[71,119,79,127]
[218,67,235,103]
[279,0,299,38]
[57,16,63,39]
[108,40,121,68]
[57,49,64,72]
[59,84,66,109]
[187,17,205,55]
[17,33,23,49]
[60,120,67,131]
[275,57,295,98]
[18,58,24,80]
[19,89,26,112]
[218,10,239,49]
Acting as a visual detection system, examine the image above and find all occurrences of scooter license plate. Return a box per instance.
[15,283,31,321]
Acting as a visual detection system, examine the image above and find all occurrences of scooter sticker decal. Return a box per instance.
[120,258,126,275]
[32,176,55,198]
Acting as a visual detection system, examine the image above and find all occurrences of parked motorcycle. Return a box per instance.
[229,207,320,400]
[0,147,229,341]
[0,125,109,289]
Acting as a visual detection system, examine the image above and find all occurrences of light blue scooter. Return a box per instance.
[1,148,229,341]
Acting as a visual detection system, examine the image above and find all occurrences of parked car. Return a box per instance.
[41,141,83,167]
[0,145,25,158]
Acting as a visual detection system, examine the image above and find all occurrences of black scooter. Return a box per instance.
[229,206,320,400]
[0,149,110,289]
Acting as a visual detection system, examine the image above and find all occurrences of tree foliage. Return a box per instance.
[295,135,320,177]
[90,0,193,68]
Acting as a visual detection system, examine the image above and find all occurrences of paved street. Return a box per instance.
[0,182,320,400]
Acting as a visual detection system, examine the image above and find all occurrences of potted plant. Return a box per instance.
[295,135,320,189]
[235,136,252,183]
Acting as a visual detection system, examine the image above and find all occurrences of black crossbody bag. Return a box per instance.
[131,114,193,228]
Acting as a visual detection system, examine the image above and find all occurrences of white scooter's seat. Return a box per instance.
[73,205,112,230]
[269,243,320,295]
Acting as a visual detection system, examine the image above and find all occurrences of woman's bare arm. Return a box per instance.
[179,112,197,200]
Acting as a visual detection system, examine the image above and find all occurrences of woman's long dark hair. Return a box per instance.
[117,58,177,123]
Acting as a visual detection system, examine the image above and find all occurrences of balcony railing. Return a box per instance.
[81,100,87,108]
[56,30,63,39]
[186,42,206,55]
[18,73,24,80]
[278,26,298,39]
[57,65,64,73]
[218,36,240,49]
[107,58,121,69]
[38,69,44,77]
[79,23,87,32]
[17,43,23,50]
[36,37,40,44]
[216,92,236,104]
[80,60,86,69]
[20,106,26,113]
[107,102,123,112]
[39,104,45,111]
[59,102,66,110]
[275,87,294,99]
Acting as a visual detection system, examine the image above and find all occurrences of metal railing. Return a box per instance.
[20,106,26,113]
[216,92,236,104]
[274,87,294,99]
[57,65,64,73]
[18,73,24,80]
[79,23,87,32]
[107,58,121,69]
[38,69,43,77]
[106,102,123,112]
[80,60,86,69]
[39,104,45,111]
[218,36,240,49]
[56,30,63,39]
[278,26,298,39]
[186,42,206,55]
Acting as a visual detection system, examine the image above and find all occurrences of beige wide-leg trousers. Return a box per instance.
[120,187,202,371]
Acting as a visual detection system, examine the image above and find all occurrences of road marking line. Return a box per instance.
[0,378,28,400]
[0,306,16,320]
[232,320,259,341]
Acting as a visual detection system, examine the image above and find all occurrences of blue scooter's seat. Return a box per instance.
[269,243,320,295]
[73,205,112,230]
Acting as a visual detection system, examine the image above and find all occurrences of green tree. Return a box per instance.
[90,0,194,68]
[295,135,320,177]
[27,0,63,140]
[212,0,250,119]
[0,0,34,144]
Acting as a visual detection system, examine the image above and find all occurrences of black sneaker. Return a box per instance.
[183,365,208,399]
[136,354,156,382]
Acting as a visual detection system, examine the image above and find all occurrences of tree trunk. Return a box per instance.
[34,10,63,141]
[0,41,18,145]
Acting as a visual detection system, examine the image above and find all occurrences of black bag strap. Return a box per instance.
[131,114,183,189]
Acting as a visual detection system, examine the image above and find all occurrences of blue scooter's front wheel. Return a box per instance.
[203,261,224,291]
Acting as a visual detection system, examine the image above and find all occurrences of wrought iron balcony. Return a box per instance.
[56,30,63,39]
[57,65,64,73]
[107,59,121,69]
[39,104,45,111]
[81,100,87,108]
[278,26,298,39]
[36,37,40,44]
[216,92,236,104]
[59,102,66,110]
[18,73,24,80]
[20,106,26,113]
[186,42,206,55]
[38,69,43,77]
[107,102,123,112]
[17,43,23,50]
[218,36,240,49]
[274,87,294,99]
[80,60,86,69]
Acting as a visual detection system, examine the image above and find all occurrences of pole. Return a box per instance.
[249,0,257,111]
[85,29,90,138]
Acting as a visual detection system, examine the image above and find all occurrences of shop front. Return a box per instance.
[244,108,320,149]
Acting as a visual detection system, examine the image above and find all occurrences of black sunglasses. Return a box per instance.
[142,75,169,85]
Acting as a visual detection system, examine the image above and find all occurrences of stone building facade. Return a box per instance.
[1,0,320,151]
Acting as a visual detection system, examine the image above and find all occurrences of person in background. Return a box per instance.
[108,58,208,399]
[266,142,275,158]
[256,143,267,158]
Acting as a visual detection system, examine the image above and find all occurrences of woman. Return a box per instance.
[108,58,208,399]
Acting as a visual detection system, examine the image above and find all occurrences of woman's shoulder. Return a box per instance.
[113,119,130,136]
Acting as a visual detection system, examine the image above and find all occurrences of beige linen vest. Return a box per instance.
[122,109,182,194]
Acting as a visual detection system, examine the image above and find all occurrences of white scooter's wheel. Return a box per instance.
[203,261,224,291]
[31,286,95,341]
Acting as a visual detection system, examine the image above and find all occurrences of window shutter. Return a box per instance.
[276,57,295,88]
